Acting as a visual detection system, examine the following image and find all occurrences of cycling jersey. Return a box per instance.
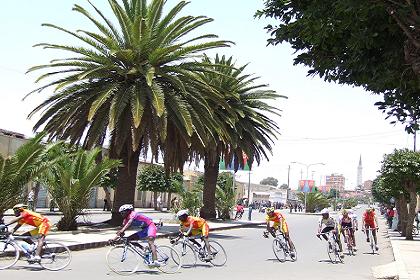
[266,211,289,233]
[123,212,156,238]
[180,216,209,237]
[363,212,376,228]
[18,210,51,236]
[319,217,336,229]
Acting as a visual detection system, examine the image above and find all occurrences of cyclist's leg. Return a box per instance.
[35,222,51,257]
[371,225,378,245]
[320,227,333,241]
[282,222,294,250]
[365,225,370,241]
[147,224,158,261]
[202,223,211,254]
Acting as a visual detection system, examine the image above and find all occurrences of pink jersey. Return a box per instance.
[123,212,153,228]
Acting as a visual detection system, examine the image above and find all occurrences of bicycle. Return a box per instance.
[234,210,244,220]
[341,227,355,256]
[0,226,71,271]
[106,235,181,275]
[170,233,227,268]
[317,231,343,264]
[363,227,378,254]
[266,230,297,263]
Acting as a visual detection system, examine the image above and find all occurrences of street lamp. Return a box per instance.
[292,162,326,212]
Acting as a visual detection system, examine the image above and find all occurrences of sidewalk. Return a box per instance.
[372,217,420,280]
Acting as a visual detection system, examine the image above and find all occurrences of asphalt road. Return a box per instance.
[1,210,394,279]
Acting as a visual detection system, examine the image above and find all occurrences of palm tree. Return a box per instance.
[297,192,329,213]
[26,0,231,223]
[41,146,120,230]
[0,133,57,216]
[195,55,285,218]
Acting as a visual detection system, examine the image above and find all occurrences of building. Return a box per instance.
[237,182,288,205]
[363,180,373,193]
[357,155,363,188]
[326,173,345,192]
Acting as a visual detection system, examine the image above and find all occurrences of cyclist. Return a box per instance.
[264,207,296,257]
[235,203,244,219]
[2,204,51,262]
[111,204,161,267]
[338,209,357,251]
[317,208,344,258]
[362,207,379,251]
[176,209,212,261]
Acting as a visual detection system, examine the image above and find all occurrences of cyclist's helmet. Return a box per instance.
[266,207,275,214]
[12,204,28,212]
[342,209,348,215]
[320,208,329,215]
[176,209,189,219]
[118,204,134,214]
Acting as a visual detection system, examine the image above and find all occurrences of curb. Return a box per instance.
[389,239,410,280]
[52,222,265,252]
[289,212,337,216]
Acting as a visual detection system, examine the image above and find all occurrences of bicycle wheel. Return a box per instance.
[272,238,286,262]
[370,232,375,254]
[156,245,181,274]
[39,241,72,271]
[208,240,227,266]
[172,242,197,268]
[0,241,19,270]
[106,245,140,275]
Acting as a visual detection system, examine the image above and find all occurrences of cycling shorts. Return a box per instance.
[270,220,289,234]
[29,221,51,236]
[190,223,209,237]
[135,223,157,239]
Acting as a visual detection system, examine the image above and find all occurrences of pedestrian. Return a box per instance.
[248,204,253,221]
[49,198,55,212]
[27,189,35,211]
[387,207,394,229]
[289,203,293,213]
[294,204,298,212]
[103,198,109,211]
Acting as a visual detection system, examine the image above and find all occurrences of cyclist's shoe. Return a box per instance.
[148,260,162,267]
[290,252,296,258]
[339,252,345,259]
[366,238,370,243]
[204,254,214,261]
[353,246,358,252]
[29,255,41,263]
[375,245,379,251]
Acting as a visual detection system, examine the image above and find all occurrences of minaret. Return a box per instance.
[357,155,363,189]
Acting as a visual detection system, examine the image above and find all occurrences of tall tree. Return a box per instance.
[256,1,420,133]
[27,0,231,224]
[195,55,285,218]
[379,149,420,240]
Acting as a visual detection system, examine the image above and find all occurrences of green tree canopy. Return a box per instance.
[260,177,278,187]
[0,133,57,215]
[379,149,420,239]
[256,1,420,132]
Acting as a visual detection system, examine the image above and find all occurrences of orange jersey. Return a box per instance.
[18,210,49,227]
[266,211,284,223]
[180,216,206,229]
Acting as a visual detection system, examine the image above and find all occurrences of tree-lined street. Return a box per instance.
[0,210,393,279]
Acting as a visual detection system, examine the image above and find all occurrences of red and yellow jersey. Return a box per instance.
[363,211,376,223]
[265,210,285,223]
[180,216,206,229]
[18,210,49,227]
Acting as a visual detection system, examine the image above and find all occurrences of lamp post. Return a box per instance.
[292,162,325,212]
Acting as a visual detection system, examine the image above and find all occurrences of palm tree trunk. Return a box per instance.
[110,146,140,226]
[154,191,158,210]
[200,153,220,219]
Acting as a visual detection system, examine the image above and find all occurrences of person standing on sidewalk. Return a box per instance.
[387,207,394,229]
[27,189,35,211]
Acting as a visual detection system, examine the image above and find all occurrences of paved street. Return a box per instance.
[0,210,394,279]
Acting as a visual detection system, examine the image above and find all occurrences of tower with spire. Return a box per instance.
[357,155,363,189]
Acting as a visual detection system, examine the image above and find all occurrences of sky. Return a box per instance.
[0,0,413,190]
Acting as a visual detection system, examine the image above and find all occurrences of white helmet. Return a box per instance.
[176,209,189,218]
[320,208,329,215]
[347,209,354,214]
[118,204,134,213]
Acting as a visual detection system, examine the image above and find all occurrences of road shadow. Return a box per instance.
[318,259,344,265]
[208,233,242,240]
[265,258,296,263]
